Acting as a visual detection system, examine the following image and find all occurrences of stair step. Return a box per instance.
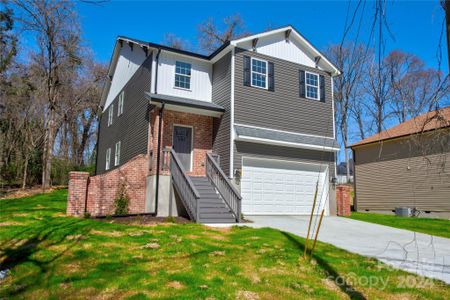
[199,207,231,213]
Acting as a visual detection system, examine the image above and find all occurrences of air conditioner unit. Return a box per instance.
[395,207,414,217]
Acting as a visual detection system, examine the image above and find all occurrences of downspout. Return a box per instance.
[154,102,165,216]
[351,147,357,212]
[153,48,162,215]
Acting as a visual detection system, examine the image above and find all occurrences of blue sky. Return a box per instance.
[77,0,447,74]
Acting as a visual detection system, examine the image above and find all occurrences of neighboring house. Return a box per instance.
[350,107,450,217]
[67,26,341,223]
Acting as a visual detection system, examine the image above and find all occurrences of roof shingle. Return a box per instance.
[350,106,450,147]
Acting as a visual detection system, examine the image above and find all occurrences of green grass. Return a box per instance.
[0,190,448,299]
[349,212,450,239]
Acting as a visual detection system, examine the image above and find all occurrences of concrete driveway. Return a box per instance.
[246,215,450,284]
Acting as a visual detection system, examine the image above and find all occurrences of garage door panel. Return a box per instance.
[241,158,329,215]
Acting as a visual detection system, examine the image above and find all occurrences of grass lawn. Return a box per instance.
[349,212,450,239]
[0,190,449,299]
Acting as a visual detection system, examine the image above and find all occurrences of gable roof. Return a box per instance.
[350,106,450,148]
[101,25,340,109]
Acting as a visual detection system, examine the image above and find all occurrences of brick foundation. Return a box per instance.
[336,185,352,217]
[67,154,148,217]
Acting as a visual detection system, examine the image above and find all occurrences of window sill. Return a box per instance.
[173,86,192,92]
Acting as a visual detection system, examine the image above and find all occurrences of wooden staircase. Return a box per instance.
[190,176,236,223]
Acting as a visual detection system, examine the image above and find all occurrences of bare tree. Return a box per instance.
[12,0,80,190]
[327,43,367,182]
[198,13,250,53]
[163,33,190,50]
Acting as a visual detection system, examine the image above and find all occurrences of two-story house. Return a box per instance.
[67,26,341,223]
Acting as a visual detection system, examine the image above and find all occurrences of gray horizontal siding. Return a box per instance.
[212,52,232,176]
[234,141,336,178]
[96,52,152,174]
[234,47,334,137]
[354,132,450,212]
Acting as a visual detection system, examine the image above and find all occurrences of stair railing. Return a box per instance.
[169,148,201,222]
[205,152,242,222]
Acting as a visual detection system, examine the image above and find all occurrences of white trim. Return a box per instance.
[234,123,336,140]
[105,148,111,170]
[230,26,340,76]
[108,104,114,126]
[117,91,124,116]
[114,141,121,166]
[250,57,268,90]
[331,76,336,139]
[174,61,192,90]
[150,50,157,93]
[173,124,194,172]
[305,71,320,100]
[236,135,340,152]
[230,47,236,178]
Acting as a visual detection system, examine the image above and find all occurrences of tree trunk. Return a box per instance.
[22,151,29,189]
[42,108,56,190]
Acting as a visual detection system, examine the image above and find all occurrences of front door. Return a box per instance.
[173,125,193,171]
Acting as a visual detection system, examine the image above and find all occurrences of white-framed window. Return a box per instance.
[108,104,114,126]
[118,91,124,116]
[114,141,121,166]
[174,61,191,89]
[105,148,111,170]
[305,72,320,100]
[251,57,268,89]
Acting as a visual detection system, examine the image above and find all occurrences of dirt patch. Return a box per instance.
[0,221,22,226]
[0,186,66,200]
[141,242,160,249]
[90,230,124,237]
[96,215,191,225]
[236,290,259,300]
[167,281,184,290]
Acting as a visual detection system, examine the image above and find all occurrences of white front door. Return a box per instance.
[241,158,329,215]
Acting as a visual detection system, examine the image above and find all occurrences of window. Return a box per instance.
[108,104,114,126]
[118,91,124,116]
[105,148,111,170]
[251,58,268,89]
[175,61,191,89]
[305,72,319,100]
[114,141,121,166]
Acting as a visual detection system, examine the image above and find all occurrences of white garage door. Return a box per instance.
[241,158,329,215]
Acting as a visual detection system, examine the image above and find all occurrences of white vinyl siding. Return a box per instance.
[108,104,114,126]
[251,58,267,89]
[174,61,191,90]
[114,141,121,166]
[305,72,319,100]
[105,148,111,170]
[118,91,124,116]
[156,52,212,102]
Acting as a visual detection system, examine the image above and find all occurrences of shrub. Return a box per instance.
[114,181,129,215]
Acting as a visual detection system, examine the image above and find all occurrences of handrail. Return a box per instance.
[169,148,201,222]
[205,152,242,222]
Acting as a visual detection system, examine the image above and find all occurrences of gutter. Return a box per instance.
[154,102,165,216]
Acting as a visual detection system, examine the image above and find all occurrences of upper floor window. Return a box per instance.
[105,148,111,170]
[108,104,114,126]
[251,58,268,89]
[114,141,121,166]
[305,72,319,100]
[175,61,191,90]
[118,91,124,116]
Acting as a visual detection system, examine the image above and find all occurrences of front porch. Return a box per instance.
[146,94,241,223]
